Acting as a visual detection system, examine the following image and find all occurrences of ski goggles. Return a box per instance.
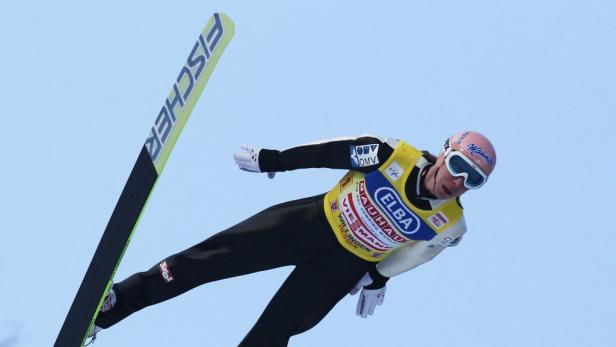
[443,141,488,189]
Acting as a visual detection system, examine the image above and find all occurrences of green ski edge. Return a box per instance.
[148,13,235,175]
[82,12,234,346]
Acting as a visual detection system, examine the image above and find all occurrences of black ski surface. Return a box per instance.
[54,13,234,346]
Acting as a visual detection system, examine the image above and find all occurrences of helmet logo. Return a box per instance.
[466,143,495,167]
[456,131,471,144]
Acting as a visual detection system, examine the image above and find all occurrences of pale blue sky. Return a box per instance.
[1,1,614,346]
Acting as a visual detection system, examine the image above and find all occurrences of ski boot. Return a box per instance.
[85,287,116,345]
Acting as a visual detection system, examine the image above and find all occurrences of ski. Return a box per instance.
[54,13,234,347]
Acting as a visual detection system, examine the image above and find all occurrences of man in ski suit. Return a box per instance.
[91,131,497,346]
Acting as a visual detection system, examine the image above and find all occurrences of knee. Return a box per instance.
[292,313,324,336]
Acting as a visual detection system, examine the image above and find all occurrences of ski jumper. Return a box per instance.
[95,135,467,347]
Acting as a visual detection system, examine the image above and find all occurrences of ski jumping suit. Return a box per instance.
[95,136,467,346]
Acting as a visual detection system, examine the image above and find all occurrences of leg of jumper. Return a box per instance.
[238,245,373,347]
[96,194,333,328]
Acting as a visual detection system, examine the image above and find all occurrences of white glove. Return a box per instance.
[350,272,386,318]
[233,145,275,178]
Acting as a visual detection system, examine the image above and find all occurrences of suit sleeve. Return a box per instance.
[376,217,467,277]
[258,135,398,173]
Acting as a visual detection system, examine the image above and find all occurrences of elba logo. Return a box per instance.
[373,187,420,236]
[159,261,174,283]
[350,144,379,168]
[145,13,225,162]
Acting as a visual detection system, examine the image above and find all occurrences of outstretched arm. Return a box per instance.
[351,218,467,318]
[377,217,466,277]
[257,135,398,173]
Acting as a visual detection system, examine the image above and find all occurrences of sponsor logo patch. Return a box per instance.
[365,171,437,241]
[428,211,449,229]
[456,131,471,144]
[373,187,421,236]
[330,199,339,212]
[385,161,403,182]
[145,14,225,163]
[358,181,407,243]
[159,261,174,283]
[350,144,379,168]
[466,143,495,167]
[439,236,462,247]
[341,194,389,251]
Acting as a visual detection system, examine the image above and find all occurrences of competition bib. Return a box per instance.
[323,141,464,261]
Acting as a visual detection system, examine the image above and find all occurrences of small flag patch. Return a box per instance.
[429,212,449,229]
